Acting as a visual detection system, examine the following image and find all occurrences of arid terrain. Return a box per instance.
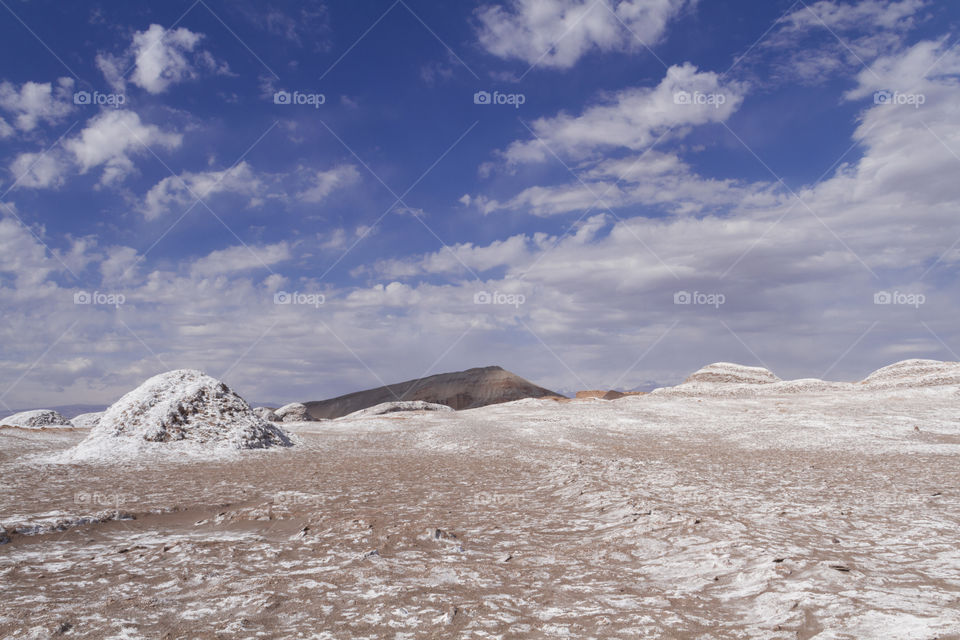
[2,364,960,639]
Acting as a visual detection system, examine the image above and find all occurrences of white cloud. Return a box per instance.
[142,162,263,220]
[9,151,69,189]
[499,64,743,165]
[6,33,960,407]
[64,110,182,186]
[0,78,74,131]
[0,216,58,290]
[98,24,225,94]
[469,64,755,217]
[296,164,361,203]
[142,162,361,220]
[778,0,926,32]
[754,0,928,86]
[190,242,291,277]
[100,246,140,283]
[476,0,694,68]
[320,225,373,252]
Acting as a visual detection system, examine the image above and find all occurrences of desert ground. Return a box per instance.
[2,375,960,640]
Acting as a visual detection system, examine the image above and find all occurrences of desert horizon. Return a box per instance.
[3,358,960,637]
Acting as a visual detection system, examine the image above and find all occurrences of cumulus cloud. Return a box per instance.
[98,24,226,94]
[476,0,693,69]
[0,78,74,131]
[63,110,182,186]
[142,162,263,220]
[9,151,69,189]
[8,110,181,190]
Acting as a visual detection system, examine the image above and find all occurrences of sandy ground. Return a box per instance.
[1,391,959,639]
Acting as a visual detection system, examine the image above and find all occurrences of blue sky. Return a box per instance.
[1,0,959,407]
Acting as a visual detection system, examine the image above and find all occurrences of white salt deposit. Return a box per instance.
[684,362,781,385]
[253,407,279,422]
[275,402,311,422]
[860,358,960,389]
[70,412,104,429]
[653,359,960,398]
[0,409,72,428]
[342,400,454,418]
[56,369,292,462]
[652,363,781,397]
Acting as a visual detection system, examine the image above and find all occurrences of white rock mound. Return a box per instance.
[684,363,781,385]
[343,400,454,419]
[61,370,292,461]
[0,409,72,428]
[860,359,960,389]
[653,363,781,397]
[275,402,311,422]
[253,407,279,422]
[70,411,104,429]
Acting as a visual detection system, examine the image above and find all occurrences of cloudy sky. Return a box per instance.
[1,0,959,408]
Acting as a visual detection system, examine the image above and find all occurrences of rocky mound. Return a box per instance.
[652,363,783,397]
[860,359,960,389]
[275,402,312,422]
[343,400,454,419]
[62,370,292,461]
[0,409,72,428]
[304,366,560,419]
[684,363,781,385]
[70,411,104,429]
[253,407,279,422]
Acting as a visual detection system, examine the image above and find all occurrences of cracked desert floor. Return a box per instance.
[2,390,959,639]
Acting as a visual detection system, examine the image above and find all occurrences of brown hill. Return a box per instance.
[304,366,560,419]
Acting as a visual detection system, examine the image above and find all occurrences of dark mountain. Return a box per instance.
[304,366,560,419]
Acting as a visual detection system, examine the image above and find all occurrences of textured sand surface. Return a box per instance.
[1,385,959,639]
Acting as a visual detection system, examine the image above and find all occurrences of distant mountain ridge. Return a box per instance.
[304,366,560,419]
